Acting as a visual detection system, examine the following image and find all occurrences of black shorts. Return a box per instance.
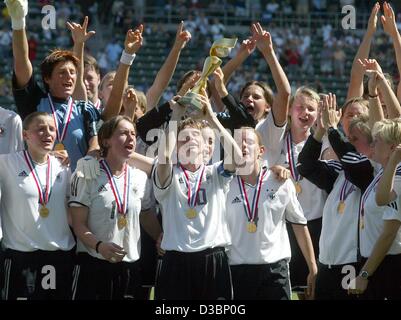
[2,248,74,300]
[230,259,291,300]
[287,217,321,288]
[72,252,142,300]
[315,262,361,300]
[155,247,233,300]
[361,254,401,300]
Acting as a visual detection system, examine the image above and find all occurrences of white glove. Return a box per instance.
[4,0,28,30]
[76,156,100,180]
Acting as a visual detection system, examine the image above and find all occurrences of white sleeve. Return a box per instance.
[11,114,24,152]
[256,112,286,153]
[392,174,401,198]
[284,180,307,224]
[68,171,92,207]
[215,161,234,194]
[141,177,155,211]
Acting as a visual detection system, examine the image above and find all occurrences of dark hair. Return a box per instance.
[40,49,79,92]
[23,111,52,130]
[84,54,100,75]
[98,116,135,157]
[177,117,203,134]
[240,81,274,107]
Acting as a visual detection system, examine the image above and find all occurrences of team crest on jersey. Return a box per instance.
[206,173,212,182]
[179,177,184,184]
[18,170,28,177]
[56,173,62,181]
[0,126,5,136]
[266,188,277,200]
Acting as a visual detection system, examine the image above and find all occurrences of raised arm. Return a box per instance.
[198,92,242,173]
[376,145,401,205]
[146,22,191,110]
[251,22,291,126]
[6,0,31,88]
[67,16,96,101]
[102,25,143,121]
[381,2,401,103]
[156,100,185,188]
[346,3,379,100]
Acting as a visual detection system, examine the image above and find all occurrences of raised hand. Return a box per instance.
[213,67,228,98]
[174,21,191,50]
[381,2,399,38]
[322,93,341,129]
[358,58,385,95]
[367,2,380,36]
[4,0,28,29]
[237,37,256,56]
[123,88,138,120]
[270,165,291,182]
[125,24,144,55]
[177,72,201,96]
[389,144,401,164]
[251,22,273,56]
[66,16,96,44]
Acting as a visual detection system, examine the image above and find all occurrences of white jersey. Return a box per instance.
[273,131,327,221]
[255,112,286,167]
[153,161,232,252]
[0,107,23,155]
[360,169,401,257]
[0,151,74,252]
[0,107,24,240]
[319,171,361,265]
[226,167,306,265]
[69,162,152,262]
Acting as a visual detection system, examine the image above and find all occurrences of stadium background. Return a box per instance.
[0,0,400,110]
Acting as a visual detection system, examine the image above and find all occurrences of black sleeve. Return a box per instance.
[340,152,374,192]
[136,101,172,145]
[327,127,356,159]
[219,93,256,129]
[297,135,339,193]
[12,72,45,120]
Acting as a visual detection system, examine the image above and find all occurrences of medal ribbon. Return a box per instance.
[100,160,129,215]
[48,94,74,145]
[359,170,383,220]
[180,164,205,208]
[339,179,355,202]
[286,132,300,182]
[23,151,51,207]
[238,167,267,223]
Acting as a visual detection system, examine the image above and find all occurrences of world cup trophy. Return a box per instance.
[178,37,237,117]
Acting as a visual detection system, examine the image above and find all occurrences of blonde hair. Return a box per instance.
[342,97,369,114]
[99,71,116,91]
[372,119,401,145]
[290,86,320,107]
[349,114,373,144]
[134,89,147,114]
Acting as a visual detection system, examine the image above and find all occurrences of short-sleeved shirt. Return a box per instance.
[153,162,233,252]
[361,169,401,257]
[12,74,100,170]
[226,166,306,265]
[0,151,74,252]
[69,162,151,262]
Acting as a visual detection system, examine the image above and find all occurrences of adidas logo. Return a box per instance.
[98,185,107,192]
[179,177,184,184]
[18,170,28,177]
[232,196,242,204]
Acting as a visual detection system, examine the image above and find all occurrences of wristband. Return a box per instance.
[120,50,136,66]
[95,241,103,253]
[11,18,25,30]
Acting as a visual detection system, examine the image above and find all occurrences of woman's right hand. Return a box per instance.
[98,242,127,263]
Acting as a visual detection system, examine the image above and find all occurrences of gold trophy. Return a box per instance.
[178,38,237,116]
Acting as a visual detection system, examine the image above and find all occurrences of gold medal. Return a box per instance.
[54,143,65,151]
[39,206,49,218]
[337,201,345,214]
[247,221,257,233]
[186,208,197,219]
[117,215,127,230]
[295,182,302,194]
[360,218,365,230]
